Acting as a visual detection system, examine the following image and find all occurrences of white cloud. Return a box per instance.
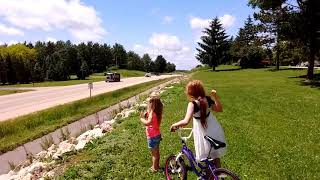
[189,14,236,43]
[46,37,57,43]
[189,14,236,30]
[219,14,236,28]
[8,40,19,45]
[149,33,183,51]
[133,33,199,70]
[190,17,210,30]
[0,24,24,36]
[0,0,106,42]
[162,16,173,24]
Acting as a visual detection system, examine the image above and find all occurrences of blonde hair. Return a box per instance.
[186,80,208,128]
[148,96,163,124]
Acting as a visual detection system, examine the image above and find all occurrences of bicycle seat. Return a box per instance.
[204,136,226,150]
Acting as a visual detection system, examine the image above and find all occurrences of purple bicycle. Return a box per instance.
[165,128,239,180]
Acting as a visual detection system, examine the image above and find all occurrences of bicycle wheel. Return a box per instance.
[210,168,240,180]
[165,155,187,180]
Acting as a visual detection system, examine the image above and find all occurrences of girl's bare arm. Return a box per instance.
[140,110,153,125]
[170,102,194,131]
[211,90,223,112]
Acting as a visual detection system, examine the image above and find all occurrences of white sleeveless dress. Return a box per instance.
[192,101,227,162]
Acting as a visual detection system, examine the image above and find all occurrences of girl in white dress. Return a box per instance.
[170,80,226,167]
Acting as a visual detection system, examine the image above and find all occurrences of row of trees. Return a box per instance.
[196,0,320,79]
[0,41,176,84]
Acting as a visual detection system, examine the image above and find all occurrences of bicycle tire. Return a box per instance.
[165,155,187,180]
[210,168,240,180]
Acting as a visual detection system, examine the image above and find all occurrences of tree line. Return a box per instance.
[196,0,320,79]
[0,41,176,84]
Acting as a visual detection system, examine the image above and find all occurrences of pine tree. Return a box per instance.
[80,60,89,80]
[196,17,229,71]
[141,54,152,72]
[231,16,265,68]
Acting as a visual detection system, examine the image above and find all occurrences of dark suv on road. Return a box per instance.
[105,72,120,82]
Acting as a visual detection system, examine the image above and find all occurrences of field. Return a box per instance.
[0,69,145,88]
[0,78,172,153]
[61,68,319,179]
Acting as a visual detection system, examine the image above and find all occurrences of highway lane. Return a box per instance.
[0,75,176,121]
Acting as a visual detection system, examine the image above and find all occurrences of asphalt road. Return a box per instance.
[0,75,175,121]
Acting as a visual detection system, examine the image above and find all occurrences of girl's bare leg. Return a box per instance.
[151,145,160,171]
[213,158,221,168]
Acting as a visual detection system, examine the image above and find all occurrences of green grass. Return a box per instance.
[0,69,145,88]
[0,90,31,96]
[0,78,173,154]
[61,68,319,179]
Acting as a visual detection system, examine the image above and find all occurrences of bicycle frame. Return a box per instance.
[175,128,218,179]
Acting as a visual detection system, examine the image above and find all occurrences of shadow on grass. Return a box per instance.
[266,67,304,72]
[289,73,320,89]
[204,68,242,72]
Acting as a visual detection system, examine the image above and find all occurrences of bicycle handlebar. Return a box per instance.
[177,128,193,142]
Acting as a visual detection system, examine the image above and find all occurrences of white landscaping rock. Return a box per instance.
[0,174,12,180]
[75,128,104,151]
[68,137,78,145]
[115,112,124,120]
[75,140,87,151]
[22,173,34,180]
[77,128,103,141]
[123,109,136,118]
[16,167,28,179]
[35,151,47,160]
[43,171,55,179]
[45,144,57,158]
[27,162,46,174]
[52,141,75,159]
[100,122,113,133]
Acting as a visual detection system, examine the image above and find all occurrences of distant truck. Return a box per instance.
[105,72,120,82]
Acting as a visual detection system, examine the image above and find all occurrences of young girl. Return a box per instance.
[140,94,163,172]
[170,80,226,167]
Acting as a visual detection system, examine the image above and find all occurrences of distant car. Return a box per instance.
[105,72,120,82]
[145,73,151,77]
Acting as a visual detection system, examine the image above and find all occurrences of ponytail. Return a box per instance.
[198,97,207,128]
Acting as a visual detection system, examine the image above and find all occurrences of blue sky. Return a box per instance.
[0,0,254,69]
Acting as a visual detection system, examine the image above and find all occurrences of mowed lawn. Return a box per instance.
[61,68,320,179]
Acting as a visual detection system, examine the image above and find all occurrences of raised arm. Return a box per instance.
[211,89,223,112]
[140,110,153,125]
[170,102,194,131]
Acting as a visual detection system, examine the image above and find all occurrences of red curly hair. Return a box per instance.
[186,80,208,128]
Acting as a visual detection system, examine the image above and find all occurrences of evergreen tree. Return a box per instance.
[231,16,265,68]
[196,17,229,71]
[5,54,16,84]
[141,54,152,72]
[249,0,289,70]
[80,60,89,80]
[0,55,7,84]
[112,43,127,68]
[154,55,167,73]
